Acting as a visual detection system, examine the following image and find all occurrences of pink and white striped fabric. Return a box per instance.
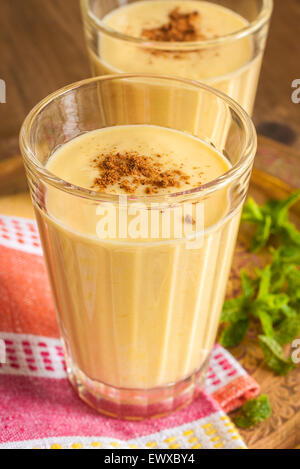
[0,214,259,449]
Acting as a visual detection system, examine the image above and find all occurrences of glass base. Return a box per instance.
[66,358,209,420]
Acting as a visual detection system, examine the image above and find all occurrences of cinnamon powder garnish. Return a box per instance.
[141,8,205,43]
[92,152,193,194]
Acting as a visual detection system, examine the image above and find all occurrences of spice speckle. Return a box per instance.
[92,152,194,194]
[141,8,205,42]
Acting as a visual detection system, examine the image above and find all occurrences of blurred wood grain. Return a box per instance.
[0,0,89,160]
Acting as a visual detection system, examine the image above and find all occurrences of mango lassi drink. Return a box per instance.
[20,75,256,419]
[81,0,272,114]
[34,124,239,417]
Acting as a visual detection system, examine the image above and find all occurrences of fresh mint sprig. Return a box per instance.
[220,191,300,376]
[241,190,300,252]
[234,395,271,429]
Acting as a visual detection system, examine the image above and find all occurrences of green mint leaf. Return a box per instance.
[281,221,300,246]
[269,265,290,294]
[234,395,271,429]
[276,190,300,225]
[272,245,300,265]
[242,197,264,223]
[285,268,300,307]
[241,271,255,299]
[258,311,274,337]
[286,267,300,292]
[233,415,254,429]
[280,303,298,318]
[270,247,299,293]
[244,191,300,252]
[257,265,271,299]
[275,316,300,346]
[264,293,290,312]
[221,298,247,323]
[259,335,295,375]
[250,215,272,252]
[220,320,249,348]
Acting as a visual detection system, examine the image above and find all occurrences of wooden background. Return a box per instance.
[0,0,300,159]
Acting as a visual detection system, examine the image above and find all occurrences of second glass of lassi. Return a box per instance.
[20,75,256,419]
[81,0,273,115]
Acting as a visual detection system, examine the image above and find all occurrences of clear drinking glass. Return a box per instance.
[80,0,273,115]
[20,75,256,419]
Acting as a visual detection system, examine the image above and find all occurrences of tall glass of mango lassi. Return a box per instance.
[20,75,256,419]
[81,0,273,115]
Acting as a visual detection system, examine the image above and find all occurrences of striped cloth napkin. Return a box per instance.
[0,214,259,449]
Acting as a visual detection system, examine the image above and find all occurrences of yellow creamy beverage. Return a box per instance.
[35,124,241,390]
[88,0,264,114]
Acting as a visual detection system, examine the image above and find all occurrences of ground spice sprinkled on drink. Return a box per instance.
[92,152,194,194]
[141,8,205,42]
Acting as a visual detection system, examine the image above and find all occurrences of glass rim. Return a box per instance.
[20,73,257,204]
[81,0,273,50]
